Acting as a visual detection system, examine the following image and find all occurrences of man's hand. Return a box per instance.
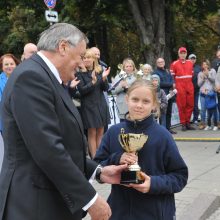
[100,164,127,184]
[88,195,111,220]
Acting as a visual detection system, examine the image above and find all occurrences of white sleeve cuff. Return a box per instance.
[82,193,98,211]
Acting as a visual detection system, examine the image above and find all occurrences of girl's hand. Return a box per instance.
[127,172,151,193]
[91,70,97,84]
[69,77,80,88]
[203,70,209,77]
[102,67,111,81]
[119,152,138,165]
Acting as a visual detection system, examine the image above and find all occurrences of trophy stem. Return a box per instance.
[129,162,141,171]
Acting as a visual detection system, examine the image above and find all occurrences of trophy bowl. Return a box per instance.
[119,128,148,184]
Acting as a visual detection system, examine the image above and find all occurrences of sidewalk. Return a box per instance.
[173,125,220,218]
[84,125,220,219]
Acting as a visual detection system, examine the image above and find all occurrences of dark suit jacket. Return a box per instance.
[0,54,97,220]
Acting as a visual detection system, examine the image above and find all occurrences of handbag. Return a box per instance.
[205,91,217,109]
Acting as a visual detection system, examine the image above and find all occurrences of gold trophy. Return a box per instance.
[119,128,148,184]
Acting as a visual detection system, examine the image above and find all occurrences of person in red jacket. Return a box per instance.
[170,47,195,131]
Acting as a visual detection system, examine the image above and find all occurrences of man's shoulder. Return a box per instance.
[171,60,179,65]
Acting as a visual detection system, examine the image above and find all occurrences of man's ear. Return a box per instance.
[58,40,67,56]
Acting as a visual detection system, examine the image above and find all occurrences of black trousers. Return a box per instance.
[166,98,174,130]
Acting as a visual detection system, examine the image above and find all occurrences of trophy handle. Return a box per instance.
[118,133,130,152]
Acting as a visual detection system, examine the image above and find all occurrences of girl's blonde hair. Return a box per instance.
[84,48,102,74]
[126,79,160,114]
[122,58,137,72]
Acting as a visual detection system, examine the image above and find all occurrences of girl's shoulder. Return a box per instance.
[107,122,126,133]
[150,122,173,139]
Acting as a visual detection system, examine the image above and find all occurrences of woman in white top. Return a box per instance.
[111,58,137,121]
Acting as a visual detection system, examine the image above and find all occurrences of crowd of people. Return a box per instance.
[68,45,220,142]
[1,41,220,138]
[0,22,219,220]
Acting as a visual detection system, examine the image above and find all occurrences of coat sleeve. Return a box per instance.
[198,71,205,87]
[11,71,96,214]
[160,89,168,111]
[149,137,188,195]
[111,74,125,95]
[100,77,109,92]
[94,130,123,166]
[77,73,95,96]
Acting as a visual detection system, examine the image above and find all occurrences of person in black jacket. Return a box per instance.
[188,54,202,125]
[0,23,126,220]
[94,79,188,220]
[153,58,177,134]
[77,48,110,158]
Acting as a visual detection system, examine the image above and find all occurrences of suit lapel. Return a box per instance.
[31,54,85,134]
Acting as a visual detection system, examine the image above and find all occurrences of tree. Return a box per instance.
[128,0,173,66]
[0,0,220,71]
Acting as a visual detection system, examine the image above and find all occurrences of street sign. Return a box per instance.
[44,0,56,9]
[45,10,58,23]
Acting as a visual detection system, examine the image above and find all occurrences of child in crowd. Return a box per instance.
[151,74,168,127]
[94,79,188,220]
[204,90,218,130]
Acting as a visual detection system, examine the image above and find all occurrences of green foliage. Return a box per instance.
[0,0,220,69]
[173,0,220,63]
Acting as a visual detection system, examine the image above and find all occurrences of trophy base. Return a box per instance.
[120,170,144,184]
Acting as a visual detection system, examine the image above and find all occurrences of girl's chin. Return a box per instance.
[130,114,147,120]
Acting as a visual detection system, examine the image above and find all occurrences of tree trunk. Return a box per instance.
[128,0,168,67]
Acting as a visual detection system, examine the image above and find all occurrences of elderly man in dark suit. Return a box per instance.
[0,23,126,220]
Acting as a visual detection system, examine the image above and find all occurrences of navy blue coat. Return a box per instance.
[153,68,173,95]
[95,115,188,220]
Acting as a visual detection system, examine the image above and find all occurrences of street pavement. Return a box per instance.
[84,124,220,219]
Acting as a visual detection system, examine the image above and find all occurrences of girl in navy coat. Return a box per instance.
[94,79,188,220]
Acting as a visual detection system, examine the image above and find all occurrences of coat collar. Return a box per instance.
[125,114,154,130]
[30,54,84,133]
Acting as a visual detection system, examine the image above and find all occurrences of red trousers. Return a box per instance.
[176,79,194,125]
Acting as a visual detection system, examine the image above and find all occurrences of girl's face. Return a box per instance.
[2,57,16,76]
[124,62,134,74]
[83,55,94,69]
[202,62,208,70]
[126,86,155,120]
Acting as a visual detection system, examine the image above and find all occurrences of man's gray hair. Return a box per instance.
[37,23,88,51]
